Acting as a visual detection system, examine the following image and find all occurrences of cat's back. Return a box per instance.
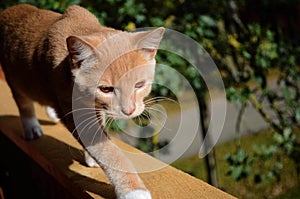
[0,4,108,66]
[0,4,46,20]
[0,4,61,65]
[0,4,61,37]
[0,4,39,24]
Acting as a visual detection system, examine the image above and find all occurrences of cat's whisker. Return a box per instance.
[73,114,107,145]
[88,122,105,146]
[141,111,152,122]
[87,116,102,131]
[138,115,144,126]
[133,115,142,127]
[61,107,100,120]
[104,117,111,128]
[72,114,97,131]
[70,113,100,138]
[146,106,168,118]
[145,111,162,127]
[104,117,115,133]
[105,110,117,116]
[133,109,155,127]
[77,109,107,132]
[144,107,168,128]
[145,107,171,132]
[77,111,100,121]
[77,118,103,144]
[107,117,115,127]
[144,96,178,105]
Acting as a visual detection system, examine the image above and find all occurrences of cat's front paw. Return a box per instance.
[22,117,43,140]
[121,190,151,199]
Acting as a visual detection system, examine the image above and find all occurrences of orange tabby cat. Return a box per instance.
[0,4,164,199]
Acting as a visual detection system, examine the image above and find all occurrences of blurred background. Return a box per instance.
[1,0,300,198]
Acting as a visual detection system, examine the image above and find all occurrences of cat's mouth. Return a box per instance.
[104,110,150,129]
[104,108,144,120]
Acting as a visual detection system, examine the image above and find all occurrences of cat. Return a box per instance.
[0,4,164,199]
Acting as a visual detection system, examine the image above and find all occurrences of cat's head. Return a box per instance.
[67,28,165,119]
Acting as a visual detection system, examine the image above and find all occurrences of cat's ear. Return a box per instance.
[66,36,94,68]
[134,27,165,61]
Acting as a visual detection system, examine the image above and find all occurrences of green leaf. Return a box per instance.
[284,142,294,155]
[275,162,283,170]
[273,133,284,144]
[150,17,165,26]
[283,127,292,140]
[242,50,251,59]
[199,15,217,27]
[236,149,247,162]
[257,56,269,69]
[267,171,274,179]
[267,145,278,155]
[232,165,243,180]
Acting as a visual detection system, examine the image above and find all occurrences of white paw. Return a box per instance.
[121,190,152,199]
[84,151,100,168]
[46,106,60,122]
[21,117,43,140]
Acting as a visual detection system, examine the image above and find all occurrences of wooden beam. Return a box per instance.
[0,80,235,199]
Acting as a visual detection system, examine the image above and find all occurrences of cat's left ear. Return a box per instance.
[134,27,165,61]
[66,35,95,69]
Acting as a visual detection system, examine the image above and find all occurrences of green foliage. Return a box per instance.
[0,0,80,12]
[251,131,294,184]
[219,2,300,192]
[225,149,253,181]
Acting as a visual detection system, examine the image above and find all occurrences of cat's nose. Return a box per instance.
[122,107,135,116]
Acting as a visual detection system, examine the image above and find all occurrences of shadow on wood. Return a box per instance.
[0,115,115,199]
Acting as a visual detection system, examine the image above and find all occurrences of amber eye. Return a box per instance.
[99,86,114,93]
[135,81,145,89]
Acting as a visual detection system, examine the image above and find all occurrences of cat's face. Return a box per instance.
[67,28,164,119]
[95,51,155,119]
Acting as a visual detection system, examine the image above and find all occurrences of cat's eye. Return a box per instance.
[99,86,114,93]
[135,81,145,89]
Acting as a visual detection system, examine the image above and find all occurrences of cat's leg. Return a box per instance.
[85,136,151,199]
[12,90,43,140]
[61,108,151,198]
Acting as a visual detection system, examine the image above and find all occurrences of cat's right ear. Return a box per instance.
[66,36,94,69]
[134,27,165,61]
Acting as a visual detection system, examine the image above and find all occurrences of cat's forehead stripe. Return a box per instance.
[99,51,150,83]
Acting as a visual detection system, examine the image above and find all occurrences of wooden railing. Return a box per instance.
[0,80,235,199]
